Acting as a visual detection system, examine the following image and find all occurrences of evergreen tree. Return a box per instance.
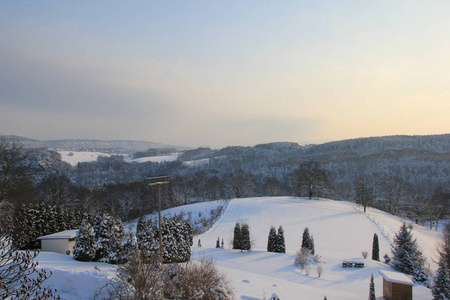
[391,222,425,276]
[241,223,251,251]
[122,225,138,259]
[267,226,277,252]
[413,263,429,286]
[93,212,113,262]
[233,222,242,250]
[73,220,96,262]
[301,227,315,255]
[369,274,375,300]
[176,220,193,262]
[372,233,380,261]
[136,217,159,259]
[216,237,221,248]
[310,235,315,255]
[108,217,125,264]
[159,219,192,263]
[276,226,286,253]
[432,256,450,300]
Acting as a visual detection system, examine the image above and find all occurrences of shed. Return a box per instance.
[379,270,414,300]
[37,230,78,256]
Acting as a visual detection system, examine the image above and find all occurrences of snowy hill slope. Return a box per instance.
[36,197,440,299]
[192,197,438,299]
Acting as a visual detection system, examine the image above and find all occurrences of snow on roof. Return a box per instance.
[37,230,78,240]
[379,270,414,286]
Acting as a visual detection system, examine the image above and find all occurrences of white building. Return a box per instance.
[37,229,78,256]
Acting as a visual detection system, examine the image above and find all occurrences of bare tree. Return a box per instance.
[0,137,29,205]
[291,162,329,199]
[430,188,450,230]
[382,177,406,215]
[264,177,281,197]
[406,190,432,225]
[171,175,194,204]
[354,175,376,213]
[0,224,59,299]
[110,251,165,300]
[38,174,75,206]
[225,169,256,199]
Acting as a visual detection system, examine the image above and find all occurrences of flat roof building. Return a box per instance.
[379,270,414,300]
[37,230,78,256]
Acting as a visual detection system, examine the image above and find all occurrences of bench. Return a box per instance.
[342,261,365,268]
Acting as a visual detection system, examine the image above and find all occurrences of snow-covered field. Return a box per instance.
[124,154,179,163]
[57,151,111,166]
[37,197,441,299]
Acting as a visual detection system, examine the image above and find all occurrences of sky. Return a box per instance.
[1,1,449,148]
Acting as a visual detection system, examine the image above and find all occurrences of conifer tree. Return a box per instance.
[276,226,286,253]
[216,237,221,248]
[108,217,125,264]
[301,227,315,254]
[122,225,138,259]
[372,233,380,261]
[432,256,450,300]
[233,222,242,250]
[310,235,315,255]
[241,223,251,251]
[136,217,159,259]
[73,220,96,262]
[432,222,450,299]
[159,219,192,263]
[369,274,375,300]
[267,226,277,252]
[413,263,429,286]
[391,222,425,276]
[93,212,113,262]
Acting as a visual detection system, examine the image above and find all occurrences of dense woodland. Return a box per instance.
[1,134,449,224]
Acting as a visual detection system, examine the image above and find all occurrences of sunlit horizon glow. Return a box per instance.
[1,1,449,148]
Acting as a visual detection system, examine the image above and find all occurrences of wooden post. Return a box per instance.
[148,175,170,259]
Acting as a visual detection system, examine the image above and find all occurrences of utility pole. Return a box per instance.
[148,175,170,259]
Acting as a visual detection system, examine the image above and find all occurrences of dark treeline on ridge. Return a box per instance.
[1,134,449,225]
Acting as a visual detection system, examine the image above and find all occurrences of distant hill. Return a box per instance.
[2,135,189,152]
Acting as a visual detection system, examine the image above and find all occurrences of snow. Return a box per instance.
[57,151,110,166]
[37,230,78,240]
[125,154,179,163]
[183,158,211,166]
[379,270,414,286]
[35,197,437,299]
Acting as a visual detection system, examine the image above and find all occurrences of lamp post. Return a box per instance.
[147,175,170,258]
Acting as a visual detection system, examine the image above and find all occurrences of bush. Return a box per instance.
[165,257,233,300]
[362,251,368,259]
[110,252,233,300]
[294,248,311,270]
[110,251,165,300]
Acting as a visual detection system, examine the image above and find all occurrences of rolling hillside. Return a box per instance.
[36,197,441,299]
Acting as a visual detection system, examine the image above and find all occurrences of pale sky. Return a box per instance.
[1,1,449,148]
